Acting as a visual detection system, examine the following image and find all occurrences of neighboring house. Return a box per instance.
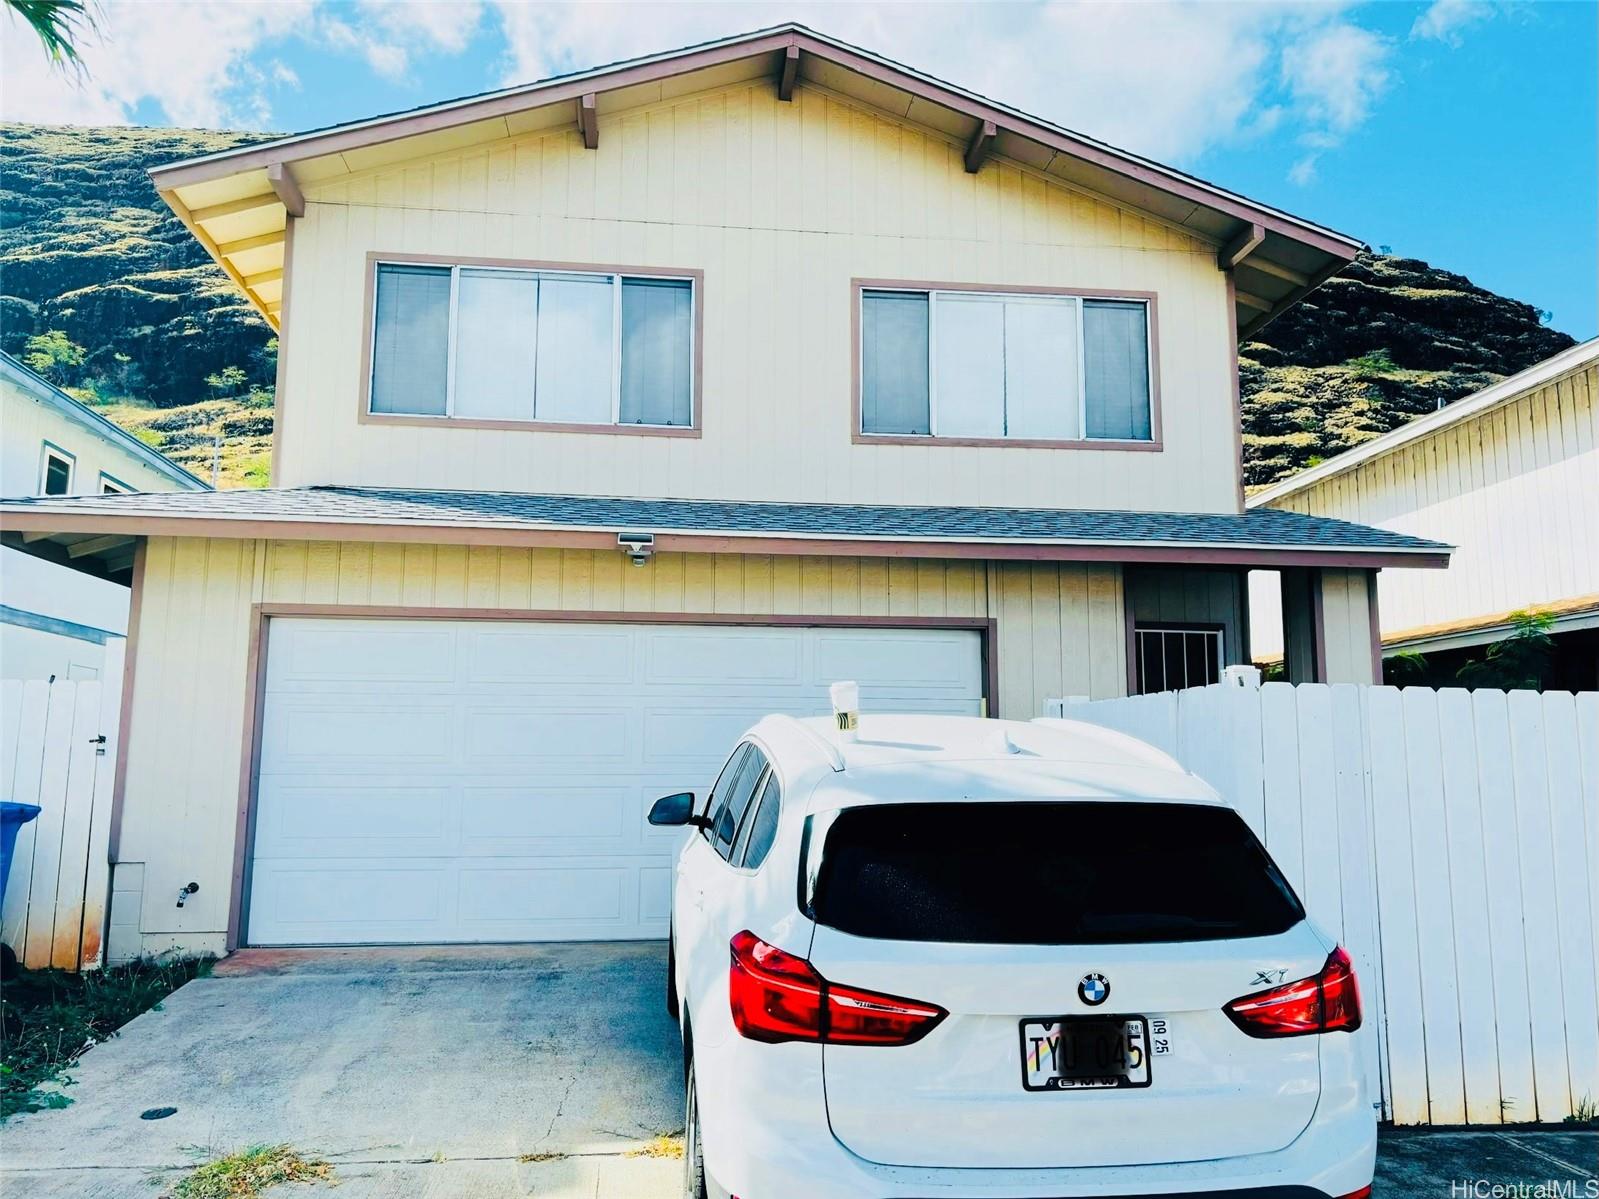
[0,352,208,681]
[1249,338,1597,690]
[0,26,1448,959]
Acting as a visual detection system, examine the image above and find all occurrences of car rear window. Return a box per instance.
[807,801,1304,944]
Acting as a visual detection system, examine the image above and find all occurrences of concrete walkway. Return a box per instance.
[1,943,1592,1197]
[0,943,685,1198]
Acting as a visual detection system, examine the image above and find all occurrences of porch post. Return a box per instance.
[1282,566,1380,685]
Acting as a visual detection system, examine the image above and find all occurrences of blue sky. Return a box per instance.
[5,1,1594,337]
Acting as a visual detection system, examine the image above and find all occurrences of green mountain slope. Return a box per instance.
[0,123,1579,491]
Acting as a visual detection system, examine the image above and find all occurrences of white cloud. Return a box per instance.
[487,2,1398,166]
[2,1,311,127]
[1411,0,1496,45]
[1288,154,1320,186]
[1281,21,1391,134]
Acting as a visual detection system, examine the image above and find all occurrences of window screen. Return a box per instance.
[370,264,451,416]
[809,801,1303,944]
[860,291,929,434]
[620,278,693,426]
[1084,300,1152,440]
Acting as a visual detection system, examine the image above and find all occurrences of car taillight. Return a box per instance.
[1224,946,1362,1037]
[728,930,946,1046]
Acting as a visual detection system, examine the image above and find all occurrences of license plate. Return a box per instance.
[1019,1016,1151,1090]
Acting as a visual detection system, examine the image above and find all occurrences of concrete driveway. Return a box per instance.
[0,943,685,1198]
[3,943,1594,1198]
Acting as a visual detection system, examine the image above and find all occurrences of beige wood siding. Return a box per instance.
[113,536,1127,954]
[278,79,1237,513]
[1265,363,1597,642]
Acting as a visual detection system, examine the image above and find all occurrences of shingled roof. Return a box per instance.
[1,486,1451,581]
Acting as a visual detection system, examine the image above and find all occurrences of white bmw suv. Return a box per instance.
[649,711,1376,1199]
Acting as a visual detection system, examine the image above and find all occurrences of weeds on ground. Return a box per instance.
[1,956,212,1118]
[1566,1094,1597,1127]
[626,1134,685,1159]
[517,1150,568,1163]
[164,1145,330,1199]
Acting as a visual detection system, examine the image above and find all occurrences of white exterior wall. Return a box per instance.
[1251,359,1597,654]
[0,374,189,499]
[278,79,1239,513]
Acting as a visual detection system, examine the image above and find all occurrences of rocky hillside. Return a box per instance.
[1241,253,1576,484]
[0,123,1579,490]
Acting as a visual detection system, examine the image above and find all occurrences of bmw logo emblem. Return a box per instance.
[1078,973,1110,1006]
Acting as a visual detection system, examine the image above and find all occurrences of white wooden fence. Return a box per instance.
[0,648,123,971]
[1050,676,1599,1125]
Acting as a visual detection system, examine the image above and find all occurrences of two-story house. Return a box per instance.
[0,27,1448,959]
[1,350,208,682]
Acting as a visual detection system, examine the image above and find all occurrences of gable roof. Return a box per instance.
[1249,337,1599,507]
[0,353,210,492]
[149,23,1363,340]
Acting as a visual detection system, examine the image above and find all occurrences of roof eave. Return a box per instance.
[0,509,1452,573]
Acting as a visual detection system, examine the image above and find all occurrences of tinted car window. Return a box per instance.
[713,749,767,858]
[702,745,752,843]
[810,801,1304,944]
[735,772,782,870]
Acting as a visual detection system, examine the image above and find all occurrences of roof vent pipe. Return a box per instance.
[829,680,860,745]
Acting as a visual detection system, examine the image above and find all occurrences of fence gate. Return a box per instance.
[0,646,123,971]
[1050,677,1599,1126]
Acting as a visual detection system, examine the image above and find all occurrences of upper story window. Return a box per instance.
[859,286,1155,445]
[39,443,74,496]
[368,261,697,431]
[100,473,132,495]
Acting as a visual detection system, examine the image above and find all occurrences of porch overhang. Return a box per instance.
[1,487,1453,582]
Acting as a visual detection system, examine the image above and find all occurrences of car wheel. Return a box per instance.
[683,1054,707,1199]
[666,933,680,1020]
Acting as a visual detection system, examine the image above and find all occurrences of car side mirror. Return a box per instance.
[648,792,704,828]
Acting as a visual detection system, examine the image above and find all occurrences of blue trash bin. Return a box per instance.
[1,801,42,899]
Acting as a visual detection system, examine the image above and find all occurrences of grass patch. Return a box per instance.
[626,1134,685,1159]
[165,1145,330,1199]
[1,957,211,1118]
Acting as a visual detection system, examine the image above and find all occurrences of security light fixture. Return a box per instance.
[618,531,655,566]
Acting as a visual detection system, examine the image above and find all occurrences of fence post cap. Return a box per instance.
[1222,665,1262,690]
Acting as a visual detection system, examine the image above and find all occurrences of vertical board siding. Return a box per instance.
[1255,362,1598,650]
[0,679,119,970]
[283,80,1236,513]
[1061,679,1599,1125]
[113,536,1127,956]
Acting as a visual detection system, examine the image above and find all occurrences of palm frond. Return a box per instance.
[5,1,97,71]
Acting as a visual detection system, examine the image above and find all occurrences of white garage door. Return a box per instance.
[245,618,983,946]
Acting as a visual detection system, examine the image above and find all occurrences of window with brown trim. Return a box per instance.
[369,261,695,429]
[1133,624,1224,694]
[860,287,1153,443]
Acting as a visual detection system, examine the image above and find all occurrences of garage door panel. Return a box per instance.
[457,864,629,925]
[274,624,457,684]
[645,630,804,685]
[458,785,630,847]
[261,704,455,765]
[250,861,450,930]
[811,630,984,692]
[466,627,635,683]
[463,708,632,763]
[255,782,453,854]
[248,617,983,946]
